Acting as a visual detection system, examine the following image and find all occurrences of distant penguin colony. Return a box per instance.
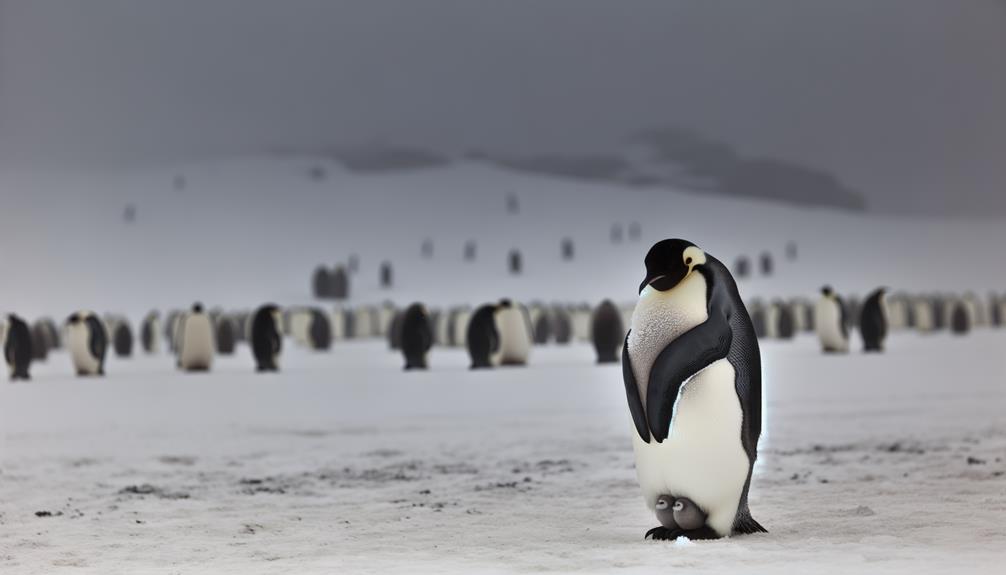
[859,288,889,352]
[400,303,433,370]
[623,239,766,540]
[176,303,214,372]
[66,311,107,376]
[5,314,33,380]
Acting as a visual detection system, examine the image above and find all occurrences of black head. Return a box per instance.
[192,302,204,313]
[821,286,834,297]
[639,239,708,294]
[67,312,81,325]
[260,303,279,314]
[498,298,513,308]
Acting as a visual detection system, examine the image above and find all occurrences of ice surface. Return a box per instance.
[2,332,1004,573]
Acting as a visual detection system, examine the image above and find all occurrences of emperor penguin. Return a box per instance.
[176,303,215,372]
[466,303,502,369]
[66,311,107,376]
[251,304,283,372]
[5,314,33,380]
[859,288,888,352]
[141,311,160,354]
[623,239,766,540]
[496,299,533,366]
[815,286,849,353]
[400,303,433,370]
[591,299,625,363]
[307,308,332,351]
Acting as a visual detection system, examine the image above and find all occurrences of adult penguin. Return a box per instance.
[113,321,134,358]
[400,303,433,370]
[466,303,501,369]
[623,239,765,540]
[591,299,624,363]
[388,309,405,351]
[815,286,849,353]
[141,311,160,354]
[176,303,214,372]
[860,288,889,352]
[308,308,332,351]
[5,314,33,380]
[66,311,107,376]
[496,299,533,366]
[774,300,796,340]
[251,304,283,372]
[30,321,49,362]
[216,315,237,355]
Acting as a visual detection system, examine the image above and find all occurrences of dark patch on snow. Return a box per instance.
[118,484,190,500]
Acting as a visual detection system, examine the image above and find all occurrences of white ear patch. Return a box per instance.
[683,246,707,272]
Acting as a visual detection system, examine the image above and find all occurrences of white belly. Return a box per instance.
[631,359,748,536]
[290,311,312,346]
[178,315,214,370]
[452,311,470,347]
[497,308,531,365]
[914,301,933,332]
[67,326,100,374]
[815,299,848,351]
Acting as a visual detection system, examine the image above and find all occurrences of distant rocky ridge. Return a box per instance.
[275,127,866,211]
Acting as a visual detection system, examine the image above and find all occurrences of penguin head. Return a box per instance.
[192,302,204,314]
[821,285,834,298]
[67,312,82,325]
[639,239,707,295]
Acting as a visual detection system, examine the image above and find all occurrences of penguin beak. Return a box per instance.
[639,267,689,294]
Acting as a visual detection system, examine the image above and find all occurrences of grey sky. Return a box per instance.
[1,0,1004,216]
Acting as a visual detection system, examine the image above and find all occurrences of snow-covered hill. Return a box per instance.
[2,157,1004,321]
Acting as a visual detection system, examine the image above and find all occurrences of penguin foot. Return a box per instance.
[645,525,723,541]
[645,526,683,541]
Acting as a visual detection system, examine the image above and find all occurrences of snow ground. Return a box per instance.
[2,332,1004,574]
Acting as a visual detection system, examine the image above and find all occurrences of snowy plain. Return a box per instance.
[1,159,1005,573]
[2,333,1005,574]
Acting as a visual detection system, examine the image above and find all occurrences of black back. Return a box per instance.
[859,289,888,351]
[388,310,405,350]
[951,302,970,335]
[401,303,433,370]
[591,300,624,363]
[251,305,282,371]
[309,309,332,350]
[113,322,133,358]
[5,314,33,380]
[85,315,108,373]
[533,311,552,344]
[466,304,499,369]
[30,321,49,361]
[216,317,236,355]
[775,302,795,340]
[552,307,572,344]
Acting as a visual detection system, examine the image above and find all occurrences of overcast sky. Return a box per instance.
[1,0,1004,216]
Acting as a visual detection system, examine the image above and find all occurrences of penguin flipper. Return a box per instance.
[646,311,732,443]
[621,332,650,443]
